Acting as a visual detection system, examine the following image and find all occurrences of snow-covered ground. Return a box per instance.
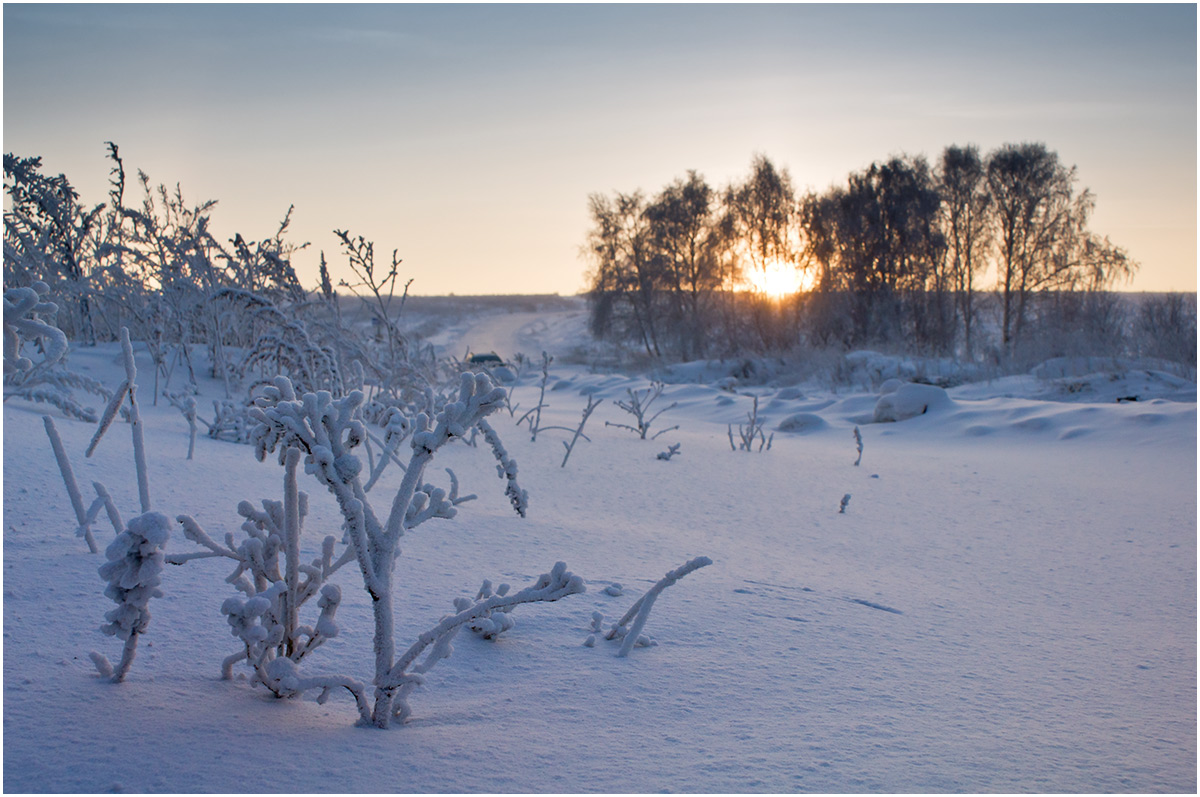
[4,303,1196,793]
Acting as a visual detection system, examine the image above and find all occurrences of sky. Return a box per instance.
[4,3,1196,295]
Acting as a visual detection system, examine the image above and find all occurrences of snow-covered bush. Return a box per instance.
[246,370,551,726]
[169,447,351,693]
[206,398,257,443]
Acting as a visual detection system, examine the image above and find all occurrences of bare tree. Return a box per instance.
[584,190,663,357]
[643,171,722,359]
[722,154,803,349]
[938,144,991,359]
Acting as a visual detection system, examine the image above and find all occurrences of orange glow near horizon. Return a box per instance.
[738,261,815,299]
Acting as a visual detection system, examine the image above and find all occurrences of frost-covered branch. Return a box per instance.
[656,442,682,461]
[361,408,412,492]
[603,556,713,657]
[478,418,528,517]
[3,282,67,379]
[853,425,863,467]
[560,395,601,468]
[163,390,200,460]
[5,282,105,422]
[43,415,99,553]
[385,562,585,722]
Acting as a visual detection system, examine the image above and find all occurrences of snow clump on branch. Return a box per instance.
[91,511,171,682]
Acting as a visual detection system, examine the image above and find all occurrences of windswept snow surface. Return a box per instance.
[3,304,1196,793]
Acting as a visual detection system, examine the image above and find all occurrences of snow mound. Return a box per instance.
[872,383,953,423]
[775,413,829,434]
[878,378,904,395]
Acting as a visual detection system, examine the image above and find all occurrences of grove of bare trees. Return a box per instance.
[583,143,1171,369]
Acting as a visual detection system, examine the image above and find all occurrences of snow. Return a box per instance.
[3,302,1196,792]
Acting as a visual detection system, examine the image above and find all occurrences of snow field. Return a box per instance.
[3,330,1195,792]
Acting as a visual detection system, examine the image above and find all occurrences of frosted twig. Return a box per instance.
[853,426,863,467]
[162,390,200,460]
[85,379,129,457]
[515,351,552,441]
[839,493,851,514]
[560,395,601,468]
[90,482,124,535]
[478,419,528,517]
[120,328,151,512]
[656,443,681,461]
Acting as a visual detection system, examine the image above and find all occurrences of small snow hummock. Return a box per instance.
[872,383,952,423]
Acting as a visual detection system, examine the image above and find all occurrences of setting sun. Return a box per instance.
[741,261,814,298]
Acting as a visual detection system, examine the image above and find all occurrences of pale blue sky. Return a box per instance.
[4,3,1196,294]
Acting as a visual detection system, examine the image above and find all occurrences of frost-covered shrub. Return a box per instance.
[516,351,553,441]
[246,370,549,727]
[729,395,772,452]
[209,288,344,398]
[207,398,257,443]
[605,381,679,440]
[170,447,350,690]
[91,511,171,683]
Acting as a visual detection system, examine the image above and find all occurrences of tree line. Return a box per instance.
[583,143,1167,366]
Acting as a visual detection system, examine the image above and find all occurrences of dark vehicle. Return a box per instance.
[467,352,505,367]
